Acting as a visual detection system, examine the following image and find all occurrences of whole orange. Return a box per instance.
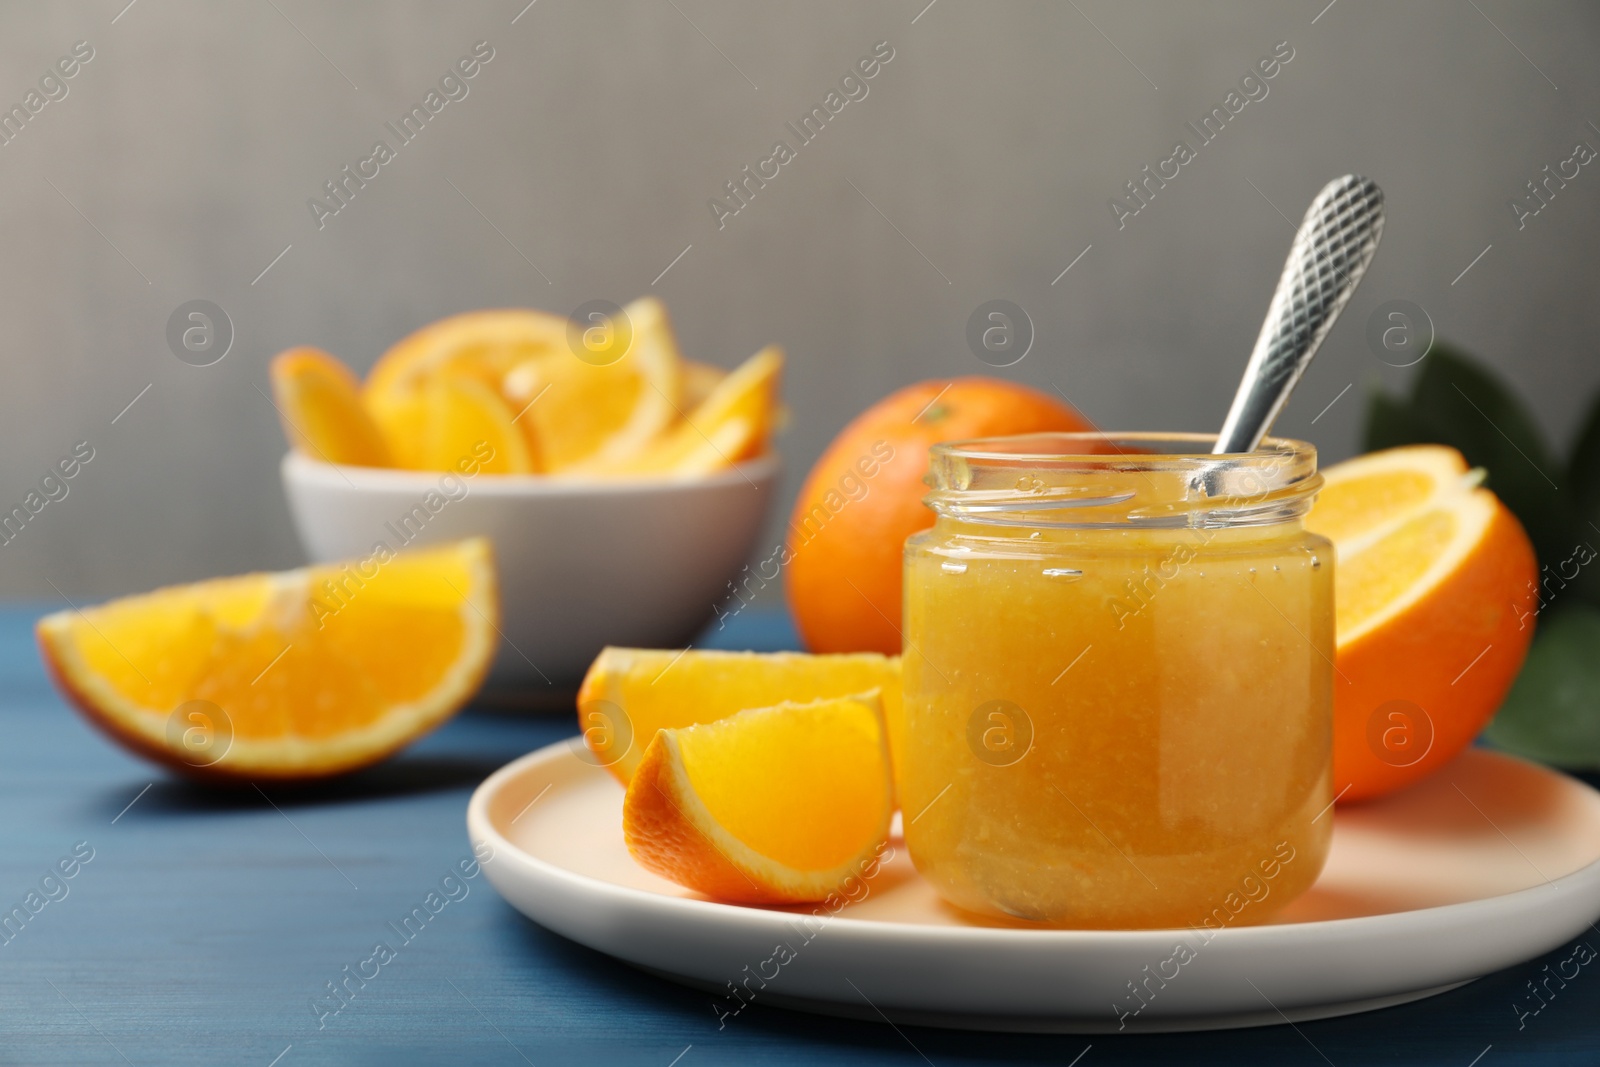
[786,378,1092,654]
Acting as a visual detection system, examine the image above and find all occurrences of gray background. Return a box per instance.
[1,0,1595,598]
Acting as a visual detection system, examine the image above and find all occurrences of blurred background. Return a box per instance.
[1,0,1596,598]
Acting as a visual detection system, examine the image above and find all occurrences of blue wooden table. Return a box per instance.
[2,603,1596,1066]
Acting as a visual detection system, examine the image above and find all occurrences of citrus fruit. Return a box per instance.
[682,360,727,408]
[273,299,776,478]
[622,692,893,904]
[363,298,684,472]
[786,378,1094,654]
[567,346,781,477]
[367,375,535,474]
[499,295,684,471]
[36,539,498,782]
[577,646,902,787]
[364,308,569,399]
[1305,445,1538,802]
[268,347,391,467]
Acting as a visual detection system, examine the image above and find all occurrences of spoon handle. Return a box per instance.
[1214,175,1385,454]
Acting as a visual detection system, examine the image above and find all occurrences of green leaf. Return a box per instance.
[1403,345,1573,565]
[1565,392,1600,608]
[1567,387,1600,528]
[1483,604,1600,769]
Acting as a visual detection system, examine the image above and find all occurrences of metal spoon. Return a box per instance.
[1213,175,1385,454]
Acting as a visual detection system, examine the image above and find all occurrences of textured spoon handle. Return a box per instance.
[1214,175,1385,454]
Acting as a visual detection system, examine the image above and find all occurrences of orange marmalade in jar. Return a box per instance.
[901,433,1333,928]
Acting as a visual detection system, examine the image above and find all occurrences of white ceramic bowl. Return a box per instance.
[281,452,779,690]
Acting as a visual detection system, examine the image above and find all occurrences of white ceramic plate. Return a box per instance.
[467,743,1600,1032]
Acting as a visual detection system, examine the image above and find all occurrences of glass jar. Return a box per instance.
[901,432,1333,929]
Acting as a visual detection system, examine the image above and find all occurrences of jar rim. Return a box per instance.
[931,431,1314,468]
[925,432,1321,529]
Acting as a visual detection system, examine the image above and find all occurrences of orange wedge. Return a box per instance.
[36,539,498,782]
[363,308,570,472]
[623,692,893,904]
[365,309,570,399]
[273,300,784,479]
[682,360,727,408]
[577,646,903,788]
[502,295,684,471]
[367,376,535,474]
[569,346,781,477]
[1305,445,1537,801]
[269,348,391,467]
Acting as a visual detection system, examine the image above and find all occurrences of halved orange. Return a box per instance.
[567,346,781,477]
[269,347,391,468]
[577,646,903,788]
[623,692,893,904]
[36,539,498,782]
[1305,445,1538,801]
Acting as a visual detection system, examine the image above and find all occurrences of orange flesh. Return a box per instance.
[367,377,533,474]
[1334,507,1456,635]
[38,541,496,776]
[523,360,650,469]
[622,694,893,903]
[270,348,391,467]
[676,697,887,870]
[365,310,569,397]
[579,647,901,786]
[569,346,781,476]
[1300,469,1438,543]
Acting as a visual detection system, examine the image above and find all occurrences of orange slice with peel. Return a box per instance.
[682,360,727,408]
[1303,445,1471,548]
[269,347,391,467]
[503,295,685,470]
[1306,445,1537,801]
[367,376,535,474]
[36,539,498,782]
[577,646,903,788]
[567,346,781,477]
[365,308,570,399]
[623,692,893,904]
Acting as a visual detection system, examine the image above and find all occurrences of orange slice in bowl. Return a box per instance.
[505,295,685,470]
[36,539,498,782]
[568,345,781,477]
[367,376,535,473]
[365,309,570,399]
[576,647,902,787]
[1305,445,1538,801]
[623,692,893,904]
[682,360,727,408]
[269,347,392,467]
